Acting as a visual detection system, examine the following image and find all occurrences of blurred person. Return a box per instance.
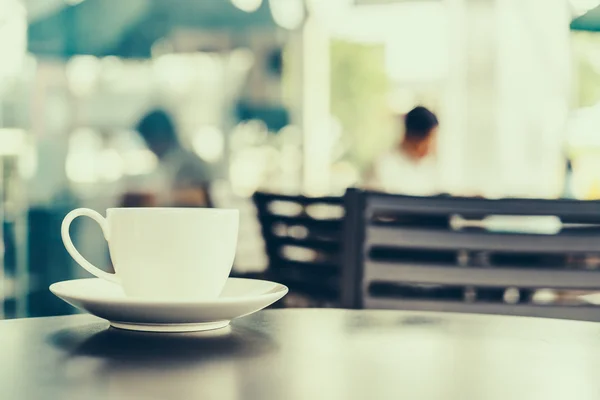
[367,106,440,196]
[124,109,212,207]
[366,106,457,300]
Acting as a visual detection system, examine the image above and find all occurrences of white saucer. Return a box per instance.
[50,278,288,332]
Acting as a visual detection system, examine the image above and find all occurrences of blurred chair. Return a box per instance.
[253,192,344,307]
[342,188,600,321]
[27,207,77,318]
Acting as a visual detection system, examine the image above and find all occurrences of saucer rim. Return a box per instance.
[50,277,288,306]
[110,320,231,332]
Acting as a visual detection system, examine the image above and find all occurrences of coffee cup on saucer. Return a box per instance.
[61,207,239,301]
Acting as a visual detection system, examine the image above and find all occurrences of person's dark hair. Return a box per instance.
[136,109,177,145]
[404,106,438,141]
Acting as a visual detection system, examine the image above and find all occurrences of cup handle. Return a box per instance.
[61,208,120,284]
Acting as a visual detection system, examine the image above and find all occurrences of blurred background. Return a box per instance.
[1,0,600,317]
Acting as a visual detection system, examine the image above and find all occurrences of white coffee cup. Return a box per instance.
[61,208,239,301]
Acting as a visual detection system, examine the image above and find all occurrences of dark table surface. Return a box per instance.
[2,309,600,400]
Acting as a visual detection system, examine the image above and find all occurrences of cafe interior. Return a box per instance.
[2,0,600,322]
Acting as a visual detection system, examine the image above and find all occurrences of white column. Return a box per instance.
[443,0,572,198]
[494,0,572,198]
[465,0,499,196]
[440,0,468,195]
[301,16,331,196]
[441,0,497,196]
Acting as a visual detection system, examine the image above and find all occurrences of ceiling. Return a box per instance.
[571,4,600,31]
[27,0,279,58]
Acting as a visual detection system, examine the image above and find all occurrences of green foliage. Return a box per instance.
[573,31,600,107]
[330,39,392,170]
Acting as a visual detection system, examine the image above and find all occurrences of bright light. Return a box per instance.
[100,56,124,84]
[97,149,123,182]
[66,55,101,96]
[0,129,26,156]
[228,48,255,72]
[231,0,262,13]
[108,130,158,176]
[65,128,102,183]
[192,126,225,163]
[67,145,126,183]
[122,150,158,175]
[269,0,305,30]
[153,53,220,95]
[66,153,96,183]
[19,142,38,179]
[230,148,272,197]
[230,120,269,152]
[0,0,26,84]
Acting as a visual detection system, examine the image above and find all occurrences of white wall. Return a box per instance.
[443,0,573,198]
[494,0,572,198]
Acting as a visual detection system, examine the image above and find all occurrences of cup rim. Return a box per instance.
[107,207,238,214]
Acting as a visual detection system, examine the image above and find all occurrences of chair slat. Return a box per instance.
[364,261,600,289]
[343,189,600,319]
[253,192,344,307]
[366,226,600,253]
[365,191,600,222]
